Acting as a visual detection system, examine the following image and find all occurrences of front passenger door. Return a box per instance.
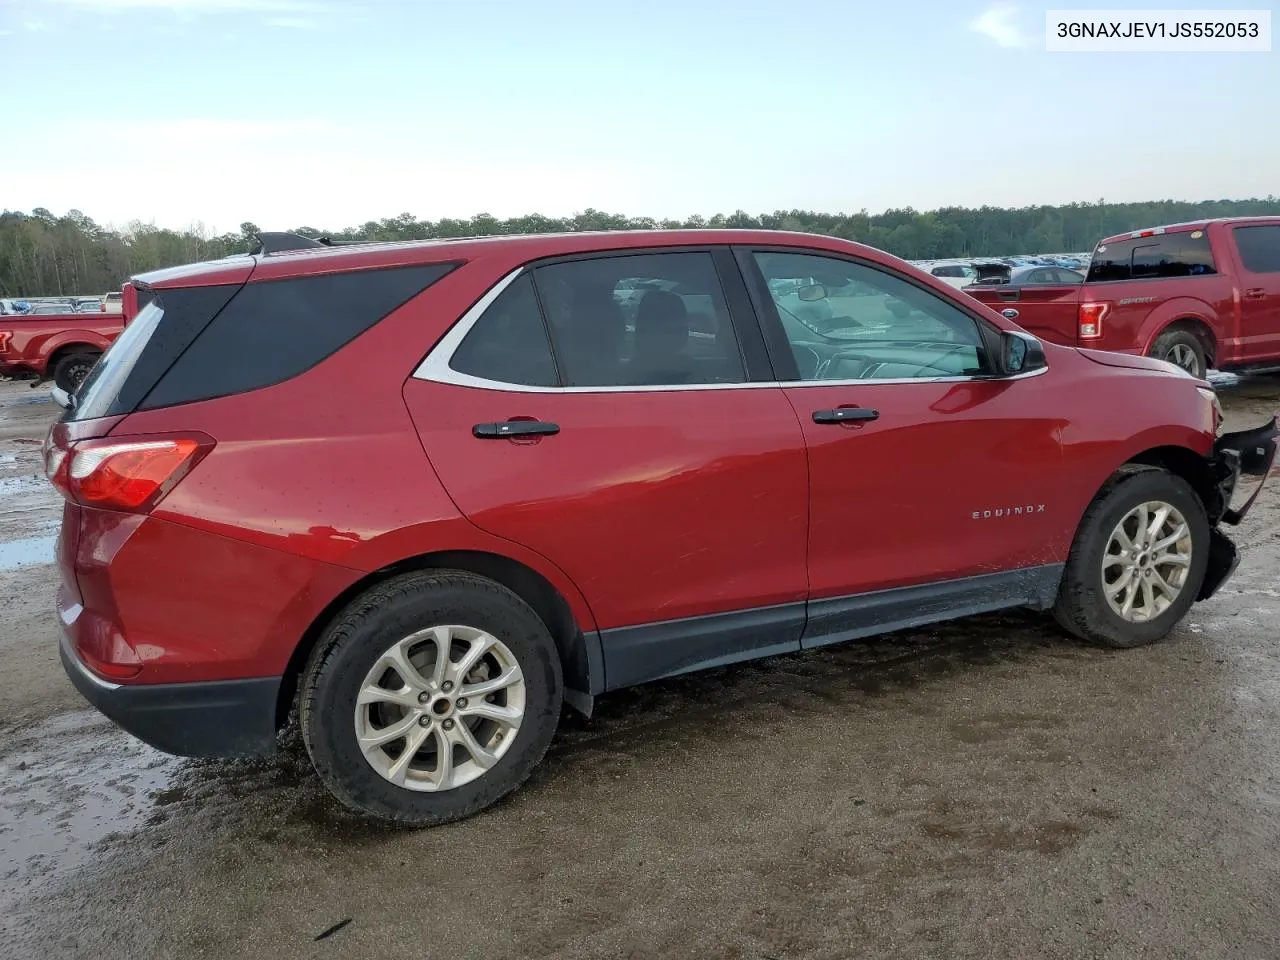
[741,248,1070,631]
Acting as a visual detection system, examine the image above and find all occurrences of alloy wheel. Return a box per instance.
[354,625,525,791]
[1102,500,1193,622]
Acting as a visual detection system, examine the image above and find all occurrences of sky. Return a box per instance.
[1,0,1277,233]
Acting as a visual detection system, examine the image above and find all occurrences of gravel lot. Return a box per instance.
[2,375,1278,960]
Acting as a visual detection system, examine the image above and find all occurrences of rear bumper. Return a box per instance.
[60,635,281,758]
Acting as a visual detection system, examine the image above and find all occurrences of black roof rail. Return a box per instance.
[249,231,381,254]
[250,232,325,255]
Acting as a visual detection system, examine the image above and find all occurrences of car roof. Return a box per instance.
[131,229,900,288]
[1098,215,1280,246]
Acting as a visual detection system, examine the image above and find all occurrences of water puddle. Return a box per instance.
[0,534,56,571]
[0,712,181,912]
[0,475,48,497]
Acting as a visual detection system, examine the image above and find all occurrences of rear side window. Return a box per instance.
[140,263,455,410]
[535,252,746,387]
[1233,225,1280,274]
[1087,231,1217,282]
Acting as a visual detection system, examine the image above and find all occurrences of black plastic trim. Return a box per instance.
[1198,528,1240,601]
[599,563,1066,692]
[61,637,280,758]
[803,564,1064,649]
[600,602,806,691]
[712,247,777,382]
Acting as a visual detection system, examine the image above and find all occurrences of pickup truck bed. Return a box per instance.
[965,218,1280,380]
[0,311,123,390]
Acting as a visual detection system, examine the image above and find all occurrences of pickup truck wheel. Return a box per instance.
[300,570,563,825]
[1150,329,1206,379]
[52,352,100,392]
[1053,468,1209,648]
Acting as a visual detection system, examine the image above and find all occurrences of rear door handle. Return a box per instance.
[473,420,561,439]
[1244,287,1267,300]
[812,408,879,424]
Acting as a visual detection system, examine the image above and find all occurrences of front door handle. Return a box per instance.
[812,408,880,424]
[1243,287,1267,300]
[473,419,561,439]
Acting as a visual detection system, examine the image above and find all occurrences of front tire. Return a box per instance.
[1054,468,1209,648]
[300,571,563,825]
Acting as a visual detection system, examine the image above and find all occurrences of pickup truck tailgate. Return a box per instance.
[966,283,1080,346]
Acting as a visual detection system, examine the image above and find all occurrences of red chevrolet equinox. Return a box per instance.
[46,229,1276,824]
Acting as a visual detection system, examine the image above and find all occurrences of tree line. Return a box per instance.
[3,196,1278,298]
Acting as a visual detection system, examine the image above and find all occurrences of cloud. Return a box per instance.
[969,4,1027,48]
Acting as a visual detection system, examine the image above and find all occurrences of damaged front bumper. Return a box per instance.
[1199,415,1278,601]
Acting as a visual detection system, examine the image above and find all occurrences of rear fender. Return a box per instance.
[35,332,115,374]
[1136,298,1221,356]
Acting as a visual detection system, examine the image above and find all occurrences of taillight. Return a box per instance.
[46,434,213,512]
[0,331,10,352]
[1078,302,1110,340]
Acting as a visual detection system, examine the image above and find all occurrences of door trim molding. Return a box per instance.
[597,564,1065,691]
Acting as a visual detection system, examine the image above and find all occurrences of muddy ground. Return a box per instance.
[1,376,1278,960]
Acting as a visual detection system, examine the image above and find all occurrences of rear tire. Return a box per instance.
[1053,468,1209,648]
[52,352,100,392]
[300,571,563,825]
[1149,328,1206,379]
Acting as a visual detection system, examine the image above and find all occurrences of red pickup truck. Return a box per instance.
[0,311,124,391]
[965,217,1280,380]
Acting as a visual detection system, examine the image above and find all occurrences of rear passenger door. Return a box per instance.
[403,249,810,688]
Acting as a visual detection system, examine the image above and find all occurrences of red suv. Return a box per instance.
[47,230,1276,824]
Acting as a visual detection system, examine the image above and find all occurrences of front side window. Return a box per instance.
[533,252,746,387]
[1233,225,1280,274]
[752,251,990,381]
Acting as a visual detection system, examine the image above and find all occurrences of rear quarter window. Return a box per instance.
[140,263,455,410]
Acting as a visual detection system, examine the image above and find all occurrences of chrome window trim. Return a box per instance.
[411,267,1050,394]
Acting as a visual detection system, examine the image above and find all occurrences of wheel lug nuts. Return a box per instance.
[418,716,431,727]
[457,697,469,709]
[442,681,454,692]
[417,691,430,704]
[442,719,455,730]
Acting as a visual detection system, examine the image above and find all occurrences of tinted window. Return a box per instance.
[1087,231,1217,282]
[753,251,990,381]
[66,283,241,421]
[449,274,557,387]
[534,252,745,387]
[141,263,454,410]
[1234,225,1280,274]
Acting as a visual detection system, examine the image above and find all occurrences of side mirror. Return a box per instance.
[1001,330,1047,376]
[796,283,828,302]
